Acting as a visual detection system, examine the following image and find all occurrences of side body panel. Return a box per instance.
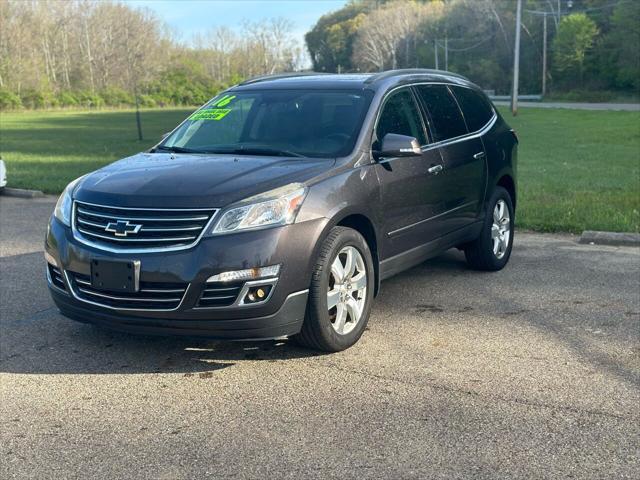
[435,137,486,234]
[351,81,515,281]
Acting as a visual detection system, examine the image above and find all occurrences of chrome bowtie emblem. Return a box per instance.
[105,220,142,237]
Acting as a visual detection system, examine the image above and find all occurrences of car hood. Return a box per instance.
[74,153,334,208]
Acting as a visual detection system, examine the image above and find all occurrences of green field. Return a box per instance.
[1,107,638,233]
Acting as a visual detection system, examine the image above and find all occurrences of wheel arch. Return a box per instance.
[496,174,516,209]
[309,208,381,297]
[336,213,380,297]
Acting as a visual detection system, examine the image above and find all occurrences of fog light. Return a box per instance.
[44,251,58,267]
[243,285,273,304]
[207,264,280,283]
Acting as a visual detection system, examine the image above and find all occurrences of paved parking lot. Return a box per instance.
[1,195,639,479]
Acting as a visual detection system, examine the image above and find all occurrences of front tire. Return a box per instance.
[464,186,514,271]
[293,227,375,352]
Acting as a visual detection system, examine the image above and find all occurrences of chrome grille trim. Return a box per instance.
[73,275,185,294]
[76,287,183,303]
[194,282,244,309]
[47,264,67,293]
[77,227,198,243]
[76,207,210,222]
[65,271,190,312]
[72,200,219,253]
[78,217,203,233]
[193,278,279,309]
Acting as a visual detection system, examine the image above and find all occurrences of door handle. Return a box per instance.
[473,152,486,160]
[428,164,443,175]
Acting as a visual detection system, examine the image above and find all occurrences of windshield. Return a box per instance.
[160,89,373,158]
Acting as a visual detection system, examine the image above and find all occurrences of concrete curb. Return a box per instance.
[579,230,640,247]
[1,187,45,198]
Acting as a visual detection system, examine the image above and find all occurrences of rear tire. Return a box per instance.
[293,227,375,352]
[464,186,514,271]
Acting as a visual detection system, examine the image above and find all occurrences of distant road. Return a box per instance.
[493,101,640,111]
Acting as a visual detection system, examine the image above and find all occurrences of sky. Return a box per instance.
[126,0,347,47]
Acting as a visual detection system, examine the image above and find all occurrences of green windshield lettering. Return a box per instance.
[189,108,232,121]
[188,94,237,121]
[215,95,236,107]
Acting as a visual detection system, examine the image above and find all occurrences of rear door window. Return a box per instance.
[376,88,427,146]
[451,86,494,132]
[414,85,467,142]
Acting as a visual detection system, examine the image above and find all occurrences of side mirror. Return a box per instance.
[374,133,422,160]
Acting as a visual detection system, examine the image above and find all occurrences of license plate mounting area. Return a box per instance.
[90,259,140,292]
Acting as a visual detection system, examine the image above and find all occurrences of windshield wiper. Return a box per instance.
[153,145,205,154]
[211,146,307,158]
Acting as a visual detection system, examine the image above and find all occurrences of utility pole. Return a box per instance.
[511,0,522,116]
[434,40,439,70]
[444,35,449,71]
[542,13,548,96]
[133,78,143,141]
[557,0,561,23]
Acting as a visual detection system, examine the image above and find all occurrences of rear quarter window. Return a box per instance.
[451,86,495,133]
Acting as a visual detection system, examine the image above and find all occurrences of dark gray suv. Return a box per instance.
[46,69,518,352]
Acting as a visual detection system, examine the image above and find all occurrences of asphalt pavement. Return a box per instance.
[1,195,639,479]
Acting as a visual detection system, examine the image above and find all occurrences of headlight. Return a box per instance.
[210,183,307,235]
[54,176,85,226]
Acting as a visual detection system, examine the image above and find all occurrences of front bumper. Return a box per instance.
[45,215,328,339]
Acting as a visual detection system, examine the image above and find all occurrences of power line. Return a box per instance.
[525,0,629,16]
[435,34,496,53]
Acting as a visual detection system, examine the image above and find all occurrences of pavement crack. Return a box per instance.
[320,362,634,421]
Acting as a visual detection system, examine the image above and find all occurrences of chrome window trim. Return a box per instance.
[372,81,497,156]
[71,200,219,253]
[63,270,191,312]
[193,277,279,310]
[419,113,497,153]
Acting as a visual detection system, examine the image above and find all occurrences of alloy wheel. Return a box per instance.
[327,246,367,335]
[491,199,511,259]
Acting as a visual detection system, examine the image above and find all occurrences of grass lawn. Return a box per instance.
[0,108,194,193]
[1,106,638,233]
[502,107,639,233]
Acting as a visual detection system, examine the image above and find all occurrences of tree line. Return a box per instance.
[307,0,639,99]
[0,0,638,110]
[0,0,304,109]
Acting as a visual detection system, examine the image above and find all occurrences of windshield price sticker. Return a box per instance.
[189,109,231,121]
[189,94,237,121]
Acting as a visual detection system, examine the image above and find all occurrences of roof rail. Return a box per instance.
[364,69,469,84]
[239,71,329,86]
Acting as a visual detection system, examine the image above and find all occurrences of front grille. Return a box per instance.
[196,282,243,308]
[73,201,217,250]
[48,264,66,291]
[69,272,188,310]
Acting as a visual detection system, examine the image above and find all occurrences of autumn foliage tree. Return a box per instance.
[352,0,440,71]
